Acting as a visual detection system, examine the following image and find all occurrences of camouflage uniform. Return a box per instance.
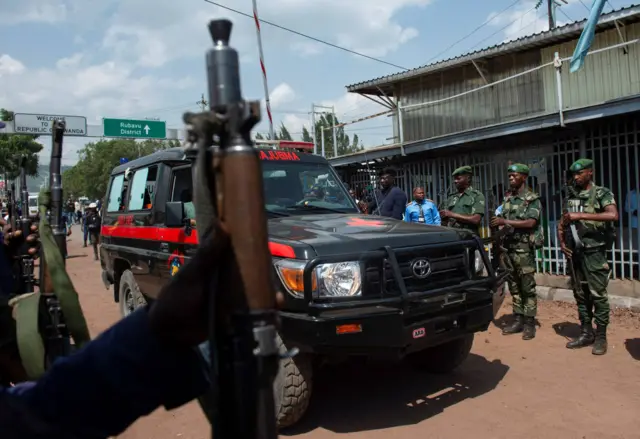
[441,166,485,236]
[498,164,542,340]
[563,159,616,355]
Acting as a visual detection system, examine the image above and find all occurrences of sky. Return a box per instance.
[0,0,634,166]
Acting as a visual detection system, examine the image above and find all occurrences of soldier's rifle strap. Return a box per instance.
[12,190,92,379]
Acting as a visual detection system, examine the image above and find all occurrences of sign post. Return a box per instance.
[13,113,87,137]
[103,118,166,139]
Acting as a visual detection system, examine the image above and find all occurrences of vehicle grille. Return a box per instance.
[363,246,470,296]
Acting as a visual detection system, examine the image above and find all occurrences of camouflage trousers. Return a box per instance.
[569,249,611,327]
[505,250,537,317]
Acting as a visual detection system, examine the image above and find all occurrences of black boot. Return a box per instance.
[522,316,536,340]
[566,323,595,349]
[592,325,607,355]
[502,314,524,335]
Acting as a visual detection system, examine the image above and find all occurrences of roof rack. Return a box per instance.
[254,139,314,153]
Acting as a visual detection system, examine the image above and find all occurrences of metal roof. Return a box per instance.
[346,4,640,95]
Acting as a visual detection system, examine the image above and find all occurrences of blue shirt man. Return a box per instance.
[404,187,441,225]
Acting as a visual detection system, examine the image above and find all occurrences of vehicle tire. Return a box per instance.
[274,334,313,429]
[407,334,474,374]
[118,270,147,318]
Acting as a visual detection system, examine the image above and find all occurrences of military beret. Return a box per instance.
[452,165,473,177]
[507,163,530,174]
[569,158,593,172]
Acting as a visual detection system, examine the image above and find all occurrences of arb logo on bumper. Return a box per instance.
[412,328,426,339]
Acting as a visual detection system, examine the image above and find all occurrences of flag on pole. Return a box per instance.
[570,0,607,73]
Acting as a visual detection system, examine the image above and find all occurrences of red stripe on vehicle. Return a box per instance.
[101,225,295,258]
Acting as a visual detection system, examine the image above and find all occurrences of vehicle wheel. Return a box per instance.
[407,334,474,374]
[118,270,147,318]
[274,334,313,429]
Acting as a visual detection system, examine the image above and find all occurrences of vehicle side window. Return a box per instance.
[128,166,158,211]
[170,167,194,219]
[107,175,125,212]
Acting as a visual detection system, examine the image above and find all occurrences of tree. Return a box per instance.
[301,127,313,143]
[313,113,364,158]
[277,123,292,141]
[0,108,43,179]
[62,138,178,200]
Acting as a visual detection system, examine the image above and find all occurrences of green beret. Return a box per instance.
[452,165,473,177]
[507,163,530,174]
[569,158,593,172]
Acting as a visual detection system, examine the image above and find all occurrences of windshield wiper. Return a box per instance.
[284,204,346,214]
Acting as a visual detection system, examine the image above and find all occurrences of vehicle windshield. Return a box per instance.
[263,160,358,215]
[28,197,38,207]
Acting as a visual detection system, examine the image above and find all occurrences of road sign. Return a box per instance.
[103,118,166,139]
[14,113,87,136]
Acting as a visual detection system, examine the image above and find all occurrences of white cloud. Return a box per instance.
[97,0,432,68]
[0,55,26,77]
[487,1,574,42]
[0,0,67,25]
[268,83,296,109]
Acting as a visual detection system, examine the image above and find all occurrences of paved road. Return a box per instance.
[62,228,640,439]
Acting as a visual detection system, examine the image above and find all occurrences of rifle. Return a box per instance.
[7,182,16,230]
[11,120,90,379]
[184,19,279,439]
[560,176,583,292]
[13,157,36,295]
[484,219,514,279]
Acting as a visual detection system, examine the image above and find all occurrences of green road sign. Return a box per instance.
[103,118,166,139]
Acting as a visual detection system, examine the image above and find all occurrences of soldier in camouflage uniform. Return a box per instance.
[439,166,485,236]
[491,164,542,340]
[558,158,618,356]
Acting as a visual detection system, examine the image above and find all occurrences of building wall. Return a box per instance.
[345,115,640,281]
[398,22,640,144]
[541,22,640,112]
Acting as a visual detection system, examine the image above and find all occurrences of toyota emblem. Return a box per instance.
[410,258,431,279]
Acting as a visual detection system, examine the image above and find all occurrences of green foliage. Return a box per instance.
[313,113,364,158]
[255,116,364,157]
[0,108,43,179]
[62,138,179,200]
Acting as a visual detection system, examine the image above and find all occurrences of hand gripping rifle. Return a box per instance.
[11,120,91,380]
[484,218,514,280]
[184,19,280,439]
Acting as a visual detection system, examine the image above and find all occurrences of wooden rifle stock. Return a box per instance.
[186,19,279,439]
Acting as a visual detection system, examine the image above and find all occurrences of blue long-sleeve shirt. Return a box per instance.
[404,200,441,225]
[0,307,209,438]
[368,187,407,220]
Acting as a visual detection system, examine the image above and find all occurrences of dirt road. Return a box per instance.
[63,230,640,439]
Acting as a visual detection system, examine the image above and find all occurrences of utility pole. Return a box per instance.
[310,104,338,157]
[197,93,208,111]
[547,0,555,29]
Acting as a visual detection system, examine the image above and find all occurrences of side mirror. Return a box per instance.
[165,201,185,227]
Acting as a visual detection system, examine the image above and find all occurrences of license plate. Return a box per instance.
[412,327,426,339]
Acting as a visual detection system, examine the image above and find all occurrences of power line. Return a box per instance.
[424,0,527,64]
[468,4,539,51]
[202,0,410,70]
[557,6,574,23]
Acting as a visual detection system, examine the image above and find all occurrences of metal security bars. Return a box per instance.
[344,115,640,281]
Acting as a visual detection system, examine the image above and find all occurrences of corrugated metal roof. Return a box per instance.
[346,4,640,94]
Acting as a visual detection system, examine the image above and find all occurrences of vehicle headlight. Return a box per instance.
[315,261,362,298]
[468,248,484,277]
[473,249,484,275]
[273,259,314,299]
[273,259,362,299]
